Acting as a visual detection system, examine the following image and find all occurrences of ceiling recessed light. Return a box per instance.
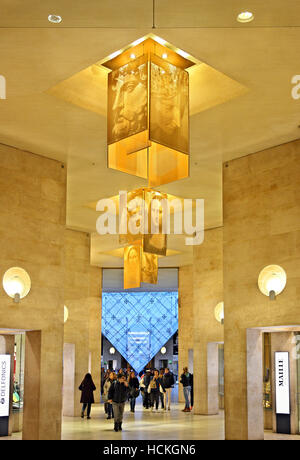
[237,11,254,23]
[130,53,136,59]
[162,53,168,59]
[48,14,62,24]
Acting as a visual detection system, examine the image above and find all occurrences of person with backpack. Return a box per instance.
[108,373,129,432]
[128,370,140,413]
[180,367,192,412]
[162,367,175,411]
[79,373,96,419]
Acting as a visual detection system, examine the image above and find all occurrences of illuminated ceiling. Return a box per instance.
[0,1,299,267]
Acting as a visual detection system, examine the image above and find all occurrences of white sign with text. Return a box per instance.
[275,352,290,415]
[0,355,11,417]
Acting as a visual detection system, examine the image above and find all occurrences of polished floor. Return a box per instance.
[2,400,300,440]
[62,402,225,440]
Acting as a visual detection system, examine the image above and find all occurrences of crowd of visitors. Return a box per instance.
[79,366,193,432]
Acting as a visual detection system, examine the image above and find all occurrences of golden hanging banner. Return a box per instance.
[124,244,158,290]
[119,188,167,257]
[124,244,141,290]
[106,39,189,187]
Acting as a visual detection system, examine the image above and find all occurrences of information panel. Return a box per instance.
[275,352,290,415]
[0,355,11,417]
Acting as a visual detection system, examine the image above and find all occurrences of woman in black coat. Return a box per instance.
[79,373,96,419]
[128,371,140,413]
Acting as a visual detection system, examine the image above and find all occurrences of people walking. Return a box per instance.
[159,368,165,409]
[162,367,175,410]
[140,369,151,409]
[79,373,96,419]
[128,371,140,413]
[102,369,110,414]
[103,371,116,419]
[148,369,166,411]
[108,374,129,432]
[180,367,192,412]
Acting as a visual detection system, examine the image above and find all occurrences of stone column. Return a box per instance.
[246,328,264,440]
[193,227,223,415]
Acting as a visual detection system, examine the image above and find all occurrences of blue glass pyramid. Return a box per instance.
[102,291,178,373]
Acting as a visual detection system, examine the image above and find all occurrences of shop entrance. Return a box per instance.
[0,329,41,439]
[247,325,300,440]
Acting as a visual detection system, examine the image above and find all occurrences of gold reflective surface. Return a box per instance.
[150,54,189,155]
[124,244,141,289]
[141,251,158,284]
[108,55,148,145]
[107,45,190,186]
[143,189,167,256]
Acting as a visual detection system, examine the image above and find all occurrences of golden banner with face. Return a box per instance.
[107,43,189,187]
[124,244,141,290]
[141,252,158,285]
[119,188,167,257]
[150,54,189,155]
[124,245,158,289]
[108,55,148,145]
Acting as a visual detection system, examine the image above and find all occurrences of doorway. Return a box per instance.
[0,329,41,439]
[247,325,300,440]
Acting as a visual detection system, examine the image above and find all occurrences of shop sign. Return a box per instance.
[0,355,10,417]
[275,352,290,415]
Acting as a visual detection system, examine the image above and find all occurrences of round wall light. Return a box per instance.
[3,267,31,303]
[109,347,116,355]
[237,11,254,23]
[160,346,167,354]
[258,265,286,300]
[48,14,62,23]
[214,302,224,324]
[64,305,69,323]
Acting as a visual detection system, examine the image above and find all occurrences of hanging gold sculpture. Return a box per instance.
[104,38,190,187]
[104,37,191,288]
[120,188,166,289]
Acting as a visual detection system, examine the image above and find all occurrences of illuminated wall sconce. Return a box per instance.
[160,346,167,354]
[2,267,31,303]
[64,305,69,323]
[214,302,224,324]
[109,347,116,355]
[258,265,287,300]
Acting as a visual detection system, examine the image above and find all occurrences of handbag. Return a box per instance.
[132,388,140,398]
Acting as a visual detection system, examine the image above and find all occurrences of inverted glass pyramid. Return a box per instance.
[102,291,178,373]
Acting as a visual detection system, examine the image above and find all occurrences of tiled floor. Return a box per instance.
[1,402,300,440]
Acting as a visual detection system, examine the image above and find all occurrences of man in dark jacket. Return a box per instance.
[162,368,175,411]
[108,374,129,431]
[180,367,192,412]
[141,369,151,409]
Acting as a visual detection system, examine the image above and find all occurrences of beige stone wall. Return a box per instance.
[223,139,300,439]
[178,265,194,403]
[64,229,101,416]
[0,143,66,439]
[193,228,224,414]
[178,228,224,410]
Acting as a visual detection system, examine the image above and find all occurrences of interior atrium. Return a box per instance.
[0,0,300,443]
